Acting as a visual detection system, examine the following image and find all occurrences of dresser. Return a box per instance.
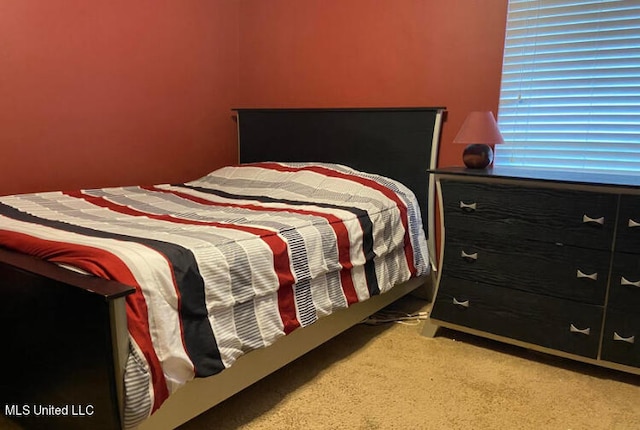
[425,167,640,374]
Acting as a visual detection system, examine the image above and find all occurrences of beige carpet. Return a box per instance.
[176,296,640,430]
[2,295,640,429]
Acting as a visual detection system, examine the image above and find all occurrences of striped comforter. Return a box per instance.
[0,162,429,427]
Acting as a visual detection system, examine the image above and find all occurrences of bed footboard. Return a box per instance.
[0,248,133,430]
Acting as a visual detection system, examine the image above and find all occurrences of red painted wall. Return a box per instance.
[237,0,508,167]
[0,0,239,195]
[1,0,507,196]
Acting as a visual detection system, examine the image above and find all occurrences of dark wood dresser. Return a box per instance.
[425,166,640,374]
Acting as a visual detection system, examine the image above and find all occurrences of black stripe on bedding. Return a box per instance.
[0,202,224,377]
[177,184,381,296]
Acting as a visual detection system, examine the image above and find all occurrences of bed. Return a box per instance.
[0,107,445,430]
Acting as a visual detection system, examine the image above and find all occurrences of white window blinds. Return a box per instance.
[495,0,640,175]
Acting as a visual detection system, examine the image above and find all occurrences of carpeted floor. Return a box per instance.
[176,295,640,430]
[3,295,640,429]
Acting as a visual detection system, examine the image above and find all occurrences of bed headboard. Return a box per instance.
[234,107,445,244]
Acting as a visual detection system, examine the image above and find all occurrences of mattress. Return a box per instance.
[0,162,429,427]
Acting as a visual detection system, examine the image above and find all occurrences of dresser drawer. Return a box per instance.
[607,252,640,312]
[440,180,617,250]
[615,195,640,253]
[601,309,640,368]
[431,277,604,358]
[442,232,609,304]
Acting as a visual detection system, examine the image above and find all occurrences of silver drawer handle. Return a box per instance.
[452,298,470,308]
[569,324,591,336]
[582,214,605,225]
[460,250,478,261]
[613,332,635,344]
[621,277,640,287]
[459,201,477,211]
[629,219,640,228]
[576,270,598,281]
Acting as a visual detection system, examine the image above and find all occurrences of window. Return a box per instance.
[495,0,640,175]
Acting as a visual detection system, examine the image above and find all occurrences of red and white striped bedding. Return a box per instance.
[0,162,429,427]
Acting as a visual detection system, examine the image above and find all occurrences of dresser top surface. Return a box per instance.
[430,166,640,189]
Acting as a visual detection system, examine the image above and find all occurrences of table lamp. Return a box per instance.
[454,111,504,169]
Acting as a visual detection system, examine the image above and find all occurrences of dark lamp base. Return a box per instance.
[462,144,494,169]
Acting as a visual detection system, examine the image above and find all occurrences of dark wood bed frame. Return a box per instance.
[0,107,445,430]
